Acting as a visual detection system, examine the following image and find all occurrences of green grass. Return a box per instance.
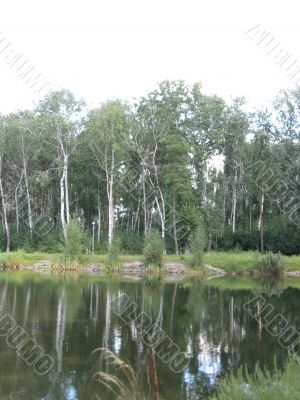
[204,251,261,273]
[204,251,300,273]
[0,251,183,269]
[68,253,187,267]
[0,250,53,268]
[283,254,300,271]
[79,253,144,266]
[1,250,300,274]
[213,355,300,400]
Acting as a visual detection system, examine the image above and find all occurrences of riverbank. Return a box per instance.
[0,251,199,278]
[203,251,300,274]
[2,250,300,276]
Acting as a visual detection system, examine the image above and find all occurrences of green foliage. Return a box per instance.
[106,237,121,268]
[217,223,300,255]
[65,220,85,259]
[1,82,300,258]
[189,224,206,268]
[57,220,85,268]
[214,355,300,400]
[37,232,62,253]
[258,251,285,276]
[218,227,259,252]
[22,239,35,253]
[143,231,163,268]
[119,229,144,254]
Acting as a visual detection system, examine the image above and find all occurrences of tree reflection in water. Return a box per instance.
[0,273,297,399]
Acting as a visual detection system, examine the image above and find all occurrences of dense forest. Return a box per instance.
[0,81,299,255]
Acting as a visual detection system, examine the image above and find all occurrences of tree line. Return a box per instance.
[0,81,300,254]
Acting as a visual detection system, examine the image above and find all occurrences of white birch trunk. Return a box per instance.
[258,191,264,252]
[97,194,101,243]
[15,172,23,239]
[64,154,70,224]
[21,134,34,239]
[59,135,70,240]
[154,195,166,254]
[232,168,238,234]
[107,149,114,246]
[0,157,10,252]
[258,191,264,230]
[151,141,166,254]
[23,160,33,239]
[60,169,67,241]
[142,162,148,236]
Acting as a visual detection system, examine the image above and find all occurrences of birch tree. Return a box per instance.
[5,112,36,240]
[0,118,10,251]
[37,90,84,240]
[85,100,129,246]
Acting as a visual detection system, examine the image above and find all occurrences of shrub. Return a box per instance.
[189,225,206,269]
[143,231,163,268]
[55,220,85,268]
[106,236,121,268]
[65,220,85,259]
[37,232,62,253]
[258,251,285,276]
[120,229,144,254]
[22,239,35,253]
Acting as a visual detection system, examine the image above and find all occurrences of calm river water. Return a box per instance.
[0,271,299,399]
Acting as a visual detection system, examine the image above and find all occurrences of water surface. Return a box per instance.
[0,272,299,399]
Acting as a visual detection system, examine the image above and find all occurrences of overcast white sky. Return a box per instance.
[0,0,299,114]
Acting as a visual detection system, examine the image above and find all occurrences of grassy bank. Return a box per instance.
[0,250,53,268]
[76,251,300,273]
[204,251,260,273]
[0,251,185,270]
[1,250,300,274]
[204,251,300,273]
[79,253,144,265]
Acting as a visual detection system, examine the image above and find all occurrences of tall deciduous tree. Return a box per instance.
[37,90,84,240]
[0,117,10,251]
[85,100,129,246]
